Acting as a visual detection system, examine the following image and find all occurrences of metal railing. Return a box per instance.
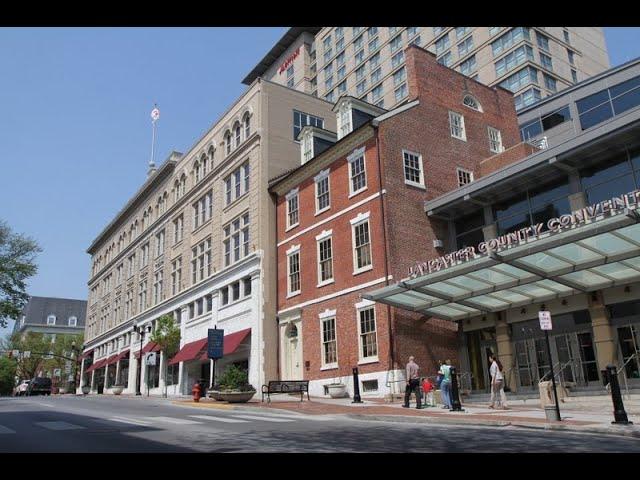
[538,359,575,388]
[608,353,640,399]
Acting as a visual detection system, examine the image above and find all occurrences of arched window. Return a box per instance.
[194,160,201,183]
[463,94,482,112]
[225,131,232,156]
[142,211,148,230]
[234,122,241,148]
[68,316,77,327]
[201,153,208,177]
[47,315,56,325]
[180,174,186,196]
[243,113,251,139]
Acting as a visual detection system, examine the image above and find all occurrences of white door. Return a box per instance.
[285,322,303,380]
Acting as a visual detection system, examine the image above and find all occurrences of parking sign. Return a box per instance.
[539,311,553,330]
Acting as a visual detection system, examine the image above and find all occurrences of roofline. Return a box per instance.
[242,27,322,86]
[518,56,640,116]
[24,295,88,303]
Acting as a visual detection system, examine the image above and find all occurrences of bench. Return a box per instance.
[261,380,310,403]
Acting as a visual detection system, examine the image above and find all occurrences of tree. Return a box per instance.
[6,332,51,380]
[0,221,41,328]
[149,314,180,398]
[0,356,17,396]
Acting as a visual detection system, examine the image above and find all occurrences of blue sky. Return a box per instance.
[1,27,639,336]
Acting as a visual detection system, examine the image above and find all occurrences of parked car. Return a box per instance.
[26,377,52,396]
[14,380,30,396]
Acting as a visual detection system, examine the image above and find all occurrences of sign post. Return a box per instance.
[539,311,561,421]
[208,328,224,389]
[146,352,157,397]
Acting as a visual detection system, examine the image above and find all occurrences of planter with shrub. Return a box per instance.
[217,365,256,403]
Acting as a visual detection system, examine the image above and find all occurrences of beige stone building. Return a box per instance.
[81,78,335,395]
[244,27,610,111]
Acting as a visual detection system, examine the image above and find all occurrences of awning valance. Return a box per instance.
[364,210,640,321]
[135,342,160,359]
[104,354,119,366]
[168,338,208,366]
[85,358,106,373]
[198,328,251,361]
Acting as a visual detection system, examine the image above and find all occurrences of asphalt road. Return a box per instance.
[1,395,639,453]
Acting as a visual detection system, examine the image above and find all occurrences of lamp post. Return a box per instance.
[71,341,80,394]
[132,325,152,396]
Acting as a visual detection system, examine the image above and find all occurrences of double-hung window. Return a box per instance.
[321,313,337,367]
[403,150,424,188]
[171,257,182,295]
[141,243,149,268]
[223,213,250,267]
[173,215,183,245]
[358,304,378,361]
[488,127,503,153]
[449,111,466,140]
[316,231,333,286]
[155,230,165,257]
[153,270,163,304]
[193,191,213,230]
[224,162,250,206]
[287,246,301,296]
[286,189,299,229]
[348,147,367,196]
[191,238,211,284]
[315,170,330,214]
[351,213,372,273]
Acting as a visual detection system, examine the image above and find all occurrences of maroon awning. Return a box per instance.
[79,349,94,360]
[135,342,160,359]
[198,328,251,361]
[85,358,106,373]
[104,354,119,366]
[115,349,130,362]
[168,338,208,366]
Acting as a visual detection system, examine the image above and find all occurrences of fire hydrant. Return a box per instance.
[192,382,202,402]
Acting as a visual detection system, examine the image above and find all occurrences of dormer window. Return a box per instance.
[68,316,77,327]
[47,315,56,325]
[337,100,353,140]
[301,129,314,164]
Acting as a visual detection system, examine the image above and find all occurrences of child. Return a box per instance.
[422,377,435,407]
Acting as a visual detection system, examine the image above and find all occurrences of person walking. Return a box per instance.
[488,354,508,409]
[403,356,422,409]
[440,360,452,409]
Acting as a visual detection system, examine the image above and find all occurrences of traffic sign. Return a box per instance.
[208,328,224,360]
[23,351,31,359]
[54,368,61,377]
[146,352,157,365]
[65,362,72,374]
[539,311,553,330]
[12,350,19,358]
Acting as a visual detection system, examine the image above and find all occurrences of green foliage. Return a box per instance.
[7,332,49,380]
[0,357,17,396]
[0,221,42,328]
[149,315,181,357]
[218,365,254,392]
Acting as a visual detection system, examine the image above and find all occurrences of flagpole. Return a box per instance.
[149,104,160,175]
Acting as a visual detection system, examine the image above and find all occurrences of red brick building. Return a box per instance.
[269,45,524,398]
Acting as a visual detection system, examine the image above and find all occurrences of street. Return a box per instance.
[0,395,639,453]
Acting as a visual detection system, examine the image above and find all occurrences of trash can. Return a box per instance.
[544,405,561,422]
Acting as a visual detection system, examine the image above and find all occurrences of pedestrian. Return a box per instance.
[435,360,444,389]
[440,359,452,409]
[422,376,435,407]
[403,356,422,409]
[488,354,508,409]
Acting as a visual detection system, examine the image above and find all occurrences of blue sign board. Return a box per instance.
[208,328,224,360]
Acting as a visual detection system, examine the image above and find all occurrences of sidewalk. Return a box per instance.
[172,394,640,439]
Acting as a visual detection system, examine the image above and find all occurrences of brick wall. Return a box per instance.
[478,142,540,177]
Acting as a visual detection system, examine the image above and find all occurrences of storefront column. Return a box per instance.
[495,312,516,393]
[79,358,86,390]
[90,370,96,392]
[104,365,110,389]
[589,290,617,370]
[140,354,148,395]
[177,306,189,395]
[115,360,121,386]
[128,351,138,394]
[159,350,166,393]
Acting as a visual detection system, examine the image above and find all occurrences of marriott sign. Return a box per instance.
[408,190,640,279]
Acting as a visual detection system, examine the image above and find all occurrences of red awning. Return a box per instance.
[104,354,119,366]
[85,358,106,373]
[198,328,251,361]
[135,342,160,358]
[79,349,94,360]
[115,349,130,362]
[168,338,208,366]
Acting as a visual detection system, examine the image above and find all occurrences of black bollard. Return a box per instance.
[449,366,464,412]
[352,367,363,403]
[606,364,633,425]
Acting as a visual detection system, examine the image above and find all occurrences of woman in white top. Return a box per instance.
[488,354,508,409]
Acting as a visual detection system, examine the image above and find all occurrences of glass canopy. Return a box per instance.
[364,210,640,321]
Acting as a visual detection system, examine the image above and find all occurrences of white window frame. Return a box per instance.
[449,111,466,141]
[488,126,503,153]
[314,169,331,215]
[347,147,367,198]
[155,229,165,258]
[286,244,301,297]
[350,211,373,275]
[456,167,474,186]
[285,188,299,231]
[316,230,334,287]
[47,315,56,326]
[356,299,379,364]
[402,149,425,189]
[68,316,77,327]
[337,102,353,140]
[319,309,338,370]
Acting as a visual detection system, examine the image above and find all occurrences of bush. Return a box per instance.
[218,365,254,392]
[0,358,17,396]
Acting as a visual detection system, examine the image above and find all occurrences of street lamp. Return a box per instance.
[132,325,152,396]
[71,341,80,393]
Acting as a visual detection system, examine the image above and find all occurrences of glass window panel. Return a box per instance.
[445,303,480,313]
[576,90,610,114]
[456,229,485,251]
[497,212,531,235]
[630,146,640,171]
[541,106,571,131]
[580,232,637,256]
[425,282,471,297]
[488,290,531,304]
[455,210,485,234]
[491,263,539,281]
[446,275,494,291]
[511,282,559,297]
[615,224,640,244]
[425,305,478,319]
[517,252,573,271]
[560,270,612,288]
[580,155,631,189]
[612,87,640,116]
[547,244,603,265]
[621,256,640,270]
[390,292,437,308]
[529,178,569,209]
[520,118,543,141]
[535,279,574,293]
[494,193,528,220]
[579,102,614,130]
[585,175,636,205]
[590,263,640,281]
[466,295,510,309]
[468,268,522,286]
[609,76,640,98]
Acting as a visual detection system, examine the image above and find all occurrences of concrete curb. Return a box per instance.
[345,414,640,438]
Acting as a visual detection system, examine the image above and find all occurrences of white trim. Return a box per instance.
[355,298,376,310]
[320,364,338,371]
[278,190,385,247]
[449,111,467,141]
[315,170,331,215]
[348,149,367,197]
[372,99,420,125]
[402,149,425,189]
[356,303,379,364]
[286,244,301,256]
[350,211,370,225]
[319,308,337,319]
[488,126,504,153]
[315,229,333,241]
[286,249,301,297]
[278,276,392,314]
[347,146,366,162]
[456,167,475,187]
[357,357,380,366]
[314,168,330,183]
